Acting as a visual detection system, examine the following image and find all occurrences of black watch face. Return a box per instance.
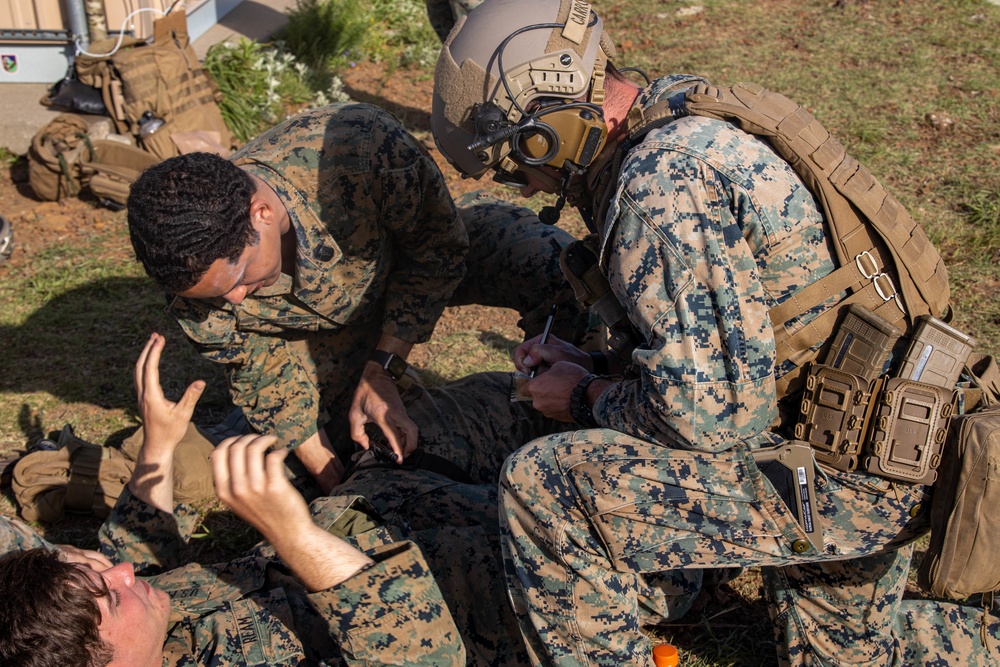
[386,354,409,380]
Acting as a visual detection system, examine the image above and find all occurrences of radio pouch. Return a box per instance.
[918,403,1000,600]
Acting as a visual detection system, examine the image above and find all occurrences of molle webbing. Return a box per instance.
[625,82,949,397]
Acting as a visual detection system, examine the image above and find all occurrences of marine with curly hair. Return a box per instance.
[127,103,588,492]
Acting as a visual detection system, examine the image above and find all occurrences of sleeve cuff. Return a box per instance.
[308,541,464,665]
[98,486,200,573]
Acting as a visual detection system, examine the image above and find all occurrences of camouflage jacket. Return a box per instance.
[91,487,465,666]
[169,103,469,447]
[593,75,840,451]
[0,514,52,552]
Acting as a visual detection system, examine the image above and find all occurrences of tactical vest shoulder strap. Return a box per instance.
[623,82,950,396]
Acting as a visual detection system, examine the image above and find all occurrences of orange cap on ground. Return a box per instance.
[652,643,679,667]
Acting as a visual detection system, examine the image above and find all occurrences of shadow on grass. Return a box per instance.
[0,276,230,439]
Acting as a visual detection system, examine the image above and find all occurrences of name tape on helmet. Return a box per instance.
[562,0,591,44]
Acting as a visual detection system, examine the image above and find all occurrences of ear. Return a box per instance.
[249,194,274,229]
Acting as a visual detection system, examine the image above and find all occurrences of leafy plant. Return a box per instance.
[205,38,346,143]
[205,39,277,142]
[364,0,440,68]
[280,0,369,71]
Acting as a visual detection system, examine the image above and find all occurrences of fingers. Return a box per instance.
[141,334,167,410]
[513,335,542,371]
[134,332,161,398]
[381,415,419,462]
[176,380,206,420]
[212,434,280,504]
[265,447,291,477]
[348,407,371,450]
[58,545,114,571]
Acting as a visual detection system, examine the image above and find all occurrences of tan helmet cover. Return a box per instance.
[432,0,615,178]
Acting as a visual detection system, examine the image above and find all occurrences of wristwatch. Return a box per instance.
[369,350,410,382]
[570,373,599,427]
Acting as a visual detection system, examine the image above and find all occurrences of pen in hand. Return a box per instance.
[530,304,558,379]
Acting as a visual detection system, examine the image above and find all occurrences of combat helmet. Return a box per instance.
[432,0,616,189]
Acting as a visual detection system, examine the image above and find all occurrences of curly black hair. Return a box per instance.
[0,548,115,667]
[127,152,260,293]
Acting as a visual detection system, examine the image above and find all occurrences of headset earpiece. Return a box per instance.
[517,104,607,171]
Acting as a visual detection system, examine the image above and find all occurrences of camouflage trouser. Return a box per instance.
[332,397,700,667]
[335,465,529,667]
[452,190,595,345]
[499,429,995,666]
[397,370,569,484]
[765,547,999,667]
[332,370,561,667]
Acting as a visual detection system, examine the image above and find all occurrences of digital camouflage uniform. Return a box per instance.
[0,495,463,666]
[499,76,998,666]
[169,103,584,457]
[0,374,554,666]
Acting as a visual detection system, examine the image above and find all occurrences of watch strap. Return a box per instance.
[369,349,413,387]
[570,373,599,427]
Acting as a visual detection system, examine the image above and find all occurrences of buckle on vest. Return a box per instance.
[855,250,879,280]
[873,272,896,302]
[873,272,905,316]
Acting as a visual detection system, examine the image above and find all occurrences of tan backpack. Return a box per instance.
[27,113,92,201]
[12,426,134,522]
[28,113,161,206]
[74,10,233,160]
[79,139,161,207]
[918,353,1000,601]
[12,422,219,523]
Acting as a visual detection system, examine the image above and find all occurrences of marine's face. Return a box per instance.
[176,174,291,305]
[82,562,170,667]
[176,218,284,305]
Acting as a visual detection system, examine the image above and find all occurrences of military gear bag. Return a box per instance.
[13,425,134,522]
[27,113,93,201]
[74,10,232,160]
[12,421,223,523]
[79,139,160,207]
[28,113,160,205]
[918,353,1000,600]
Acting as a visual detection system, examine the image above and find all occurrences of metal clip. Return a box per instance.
[855,250,879,280]
[873,272,896,302]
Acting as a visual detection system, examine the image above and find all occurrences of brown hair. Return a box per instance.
[0,548,115,667]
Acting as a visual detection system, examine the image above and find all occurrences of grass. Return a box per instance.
[1,0,999,664]
[280,0,368,71]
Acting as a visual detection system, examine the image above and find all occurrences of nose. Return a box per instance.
[103,562,136,587]
[222,285,248,305]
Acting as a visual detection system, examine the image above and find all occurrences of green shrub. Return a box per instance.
[365,0,440,68]
[281,0,369,70]
[205,39,276,142]
[205,39,348,143]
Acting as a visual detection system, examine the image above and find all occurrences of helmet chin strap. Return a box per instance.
[539,169,575,224]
